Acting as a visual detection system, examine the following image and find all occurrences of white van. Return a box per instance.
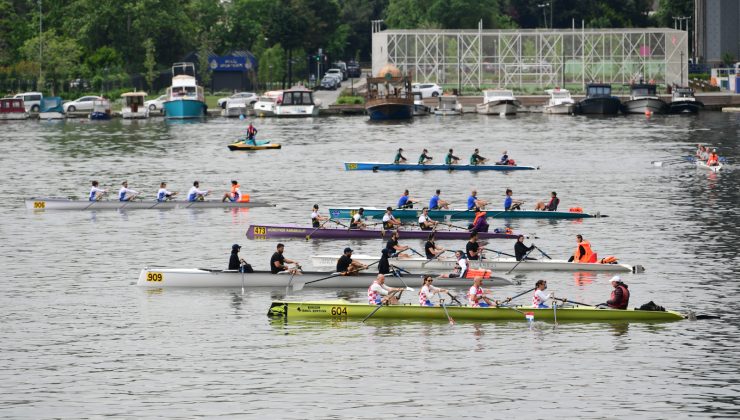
[13,92,43,112]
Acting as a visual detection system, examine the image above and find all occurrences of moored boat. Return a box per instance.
[227,141,281,151]
[246,224,520,241]
[476,89,520,115]
[136,268,512,288]
[621,83,669,114]
[38,97,65,119]
[267,300,685,322]
[222,102,248,118]
[343,162,537,171]
[162,62,207,119]
[253,90,282,117]
[412,92,431,116]
[327,207,604,220]
[121,92,149,119]
[543,88,575,114]
[576,83,621,115]
[433,95,463,116]
[273,86,319,117]
[89,99,112,120]
[0,97,29,120]
[669,87,703,114]
[695,160,722,173]
[365,65,414,120]
[25,197,274,210]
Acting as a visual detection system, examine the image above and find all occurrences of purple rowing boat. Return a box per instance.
[246,224,519,240]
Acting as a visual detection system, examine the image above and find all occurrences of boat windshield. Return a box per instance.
[587,86,612,96]
[281,91,313,105]
[674,89,694,98]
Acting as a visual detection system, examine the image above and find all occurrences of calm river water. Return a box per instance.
[1,111,738,418]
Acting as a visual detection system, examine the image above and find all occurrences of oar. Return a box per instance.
[447,292,464,306]
[388,267,414,291]
[362,290,399,322]
[305,218,331,240]
[408,247,427,259]
[505,247,536,274]
[437,293,455,325]
[555,297,594,307]
[448,208,475,219]
[422,249,447,267]
[535,246,552,260]
[293,261,379,291]
[483,247,517,258]
[285,264,301,294]
[240,267,246,295]
[330,219,349,228]
[499,287,536,306]
[553,300,558,324]
[441,221,470,230]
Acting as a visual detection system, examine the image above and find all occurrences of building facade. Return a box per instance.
[695,0,740,65]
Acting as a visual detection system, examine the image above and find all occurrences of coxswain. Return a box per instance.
[467,276,495,307]
[465,232,481,260]
[514,234,536,261]
[118,181,139,201]
[245,122,258,144]
[439,251,468,278]
[469,208,489,233]
[707,149,720,166]
[532,280,555,308]
[534,191,559,211]
[568,234,596,263]
[394,147,407,164]
[368,274,402,305]
[499,150,511,165]
[425,232,445,259]
[467,190,487,210]
[228,244,251,272]
[504,188,523,211]
[418,207,438,230]
[89,180,107,201]
[221,180,241,202]
[397,189,417,209]
[156,182,177,202]
[270,243,301,275]
[385,230,410,258]
[470,148,488,165]
[349,207,367,229]
[419,275,449,306]
[382,206,402,229]
[187,181,210,202]
[445,148,460,165]
[604,275,630,309]
[336,247,368,275]
[418,148,433,165]
[429,189,450,210]
[311,204,329,228]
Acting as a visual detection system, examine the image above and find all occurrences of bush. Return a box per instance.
[336,95,364,105]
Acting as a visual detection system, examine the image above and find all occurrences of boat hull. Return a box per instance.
[696,160,722,173]
[476,101,519,115]
[273,105,318,117]
[89,112,111,120]
[669,100,703,114]
[327,207,601,220]
[228,142,282,151]
[25,198,274,210]
[543,103,575,114]
[344,162,536,171]
[311,254,639,273]
[137,268,512,288]
[163,99,206,119]
[413,104,431,116]
[621,98,669,114]
[121,109,149,119]
[246,224,519,240]
[39,112,64,119]
[0,112,30,120]
[576,97,621,115]
[268,301,685,322]
[367,103,414,120]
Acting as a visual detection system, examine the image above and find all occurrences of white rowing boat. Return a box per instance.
[137,268,514,288]
[695,160,722,173]
[311,254,642,273]
[25,197,274,210]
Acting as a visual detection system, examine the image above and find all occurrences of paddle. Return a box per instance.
[240,267,246,295]
[437,293,455,325]
[330,219,349,228]
[498,287,536,306]
[293,260,379,291]
[422,249,447,267]
[408,247,427,259]
[362,290,400,322]
[305,218,331,240]
[285,264,302,294]
[535,246,552,260]
[483,247,517,258]
[554,297,594,307]
[505,247,536,274]
[447,292,464,306]
[388,267,415,291]
[441,221,470,231]
[553,300,558,324]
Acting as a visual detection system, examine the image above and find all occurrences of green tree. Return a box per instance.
[143,38,157,91]
[258,44,286,89]
[20,30,83,94]
[197,34,214,93]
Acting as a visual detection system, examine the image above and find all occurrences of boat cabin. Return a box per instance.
[167,62,204,101]
[672,87,696,100]
[92,99,111,113]
[121,92,146,111]
[629,83,658,98]
[545,88,572,100]
[280,88,315,106]
[482,89,516,102]
[0,98,25,114]
[585,84,613,98]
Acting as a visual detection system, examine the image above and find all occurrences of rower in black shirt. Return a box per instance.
[336,247,367,275]
[465,232,481,260]
[270,243,300,274]
[425,232,445,259]
[514,235,536,261]
[228,244,252,272]
[385,230,410,257]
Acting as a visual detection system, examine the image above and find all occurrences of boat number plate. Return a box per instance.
[146,272,163,282]
[33,201,46,209]
[253,226,267,235]
[330,306,347,316]
[346,163,358,170]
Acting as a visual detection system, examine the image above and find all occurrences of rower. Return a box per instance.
[425,232,445,259]
[118,181,139,202]
[603,275,630,310]
[466,232,481,260]
[469,148,488,165]
[157,182,177,202]
[385,230,410,258]
[468,276,494,307]
[221,180,241,202]
[382,206,401,229]
[397,189,417,209]
[445,148,460,165]
[89,180,107,201]
[532,280,556,308]
[429,189,450,210]
[467,190,487,210]
[245,122,258,145]
[349,207,367,229]
[504,188,523,211]
[337,247,368,275]
[469,208,489,233]
[418,148,433,165]
[514,234,536,261]
[439,251,468,278]
[419,275,449,306]
[368,274,402,305]
[311,204,329,228]
[534,191,559,211]
[270,243,301,275]
[707,149,720,166]
[393,147,407,164]
[418,207,438,231]
[568,234,597,263]
[187,181,210,202]
[228,244,252,272]
[499,150,512,165]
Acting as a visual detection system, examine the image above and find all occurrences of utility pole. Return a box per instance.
[38,0,42,86]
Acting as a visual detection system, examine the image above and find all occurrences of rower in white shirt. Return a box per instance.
[187,181,210,202]
[157,182,178,202]
[118,181,139,201]
[418,207,438,231]
[89,180,107,201]
[382,206,402,229]
[532,280,555,308]
[418,275,449,306]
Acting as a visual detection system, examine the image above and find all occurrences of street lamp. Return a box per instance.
[537,3,550,29]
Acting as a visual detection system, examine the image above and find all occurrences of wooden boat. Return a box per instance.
[695,160,722,173]
[344,162,537,171]
[311,254,642,273]
[621,84,669,114]
[267,300,685,322]
[365,66,414,121]
[246,224,520,240]
[25,197,274,210]
[327,207,604,220]
[137,268,512,288]
[0,98,29,120]
[228,141,282,151]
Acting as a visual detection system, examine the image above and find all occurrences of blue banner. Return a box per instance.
[209,56,249,72]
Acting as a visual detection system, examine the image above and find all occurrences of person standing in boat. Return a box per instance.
[445,148,460,165]
[349,208,367,229]
[466,232,481,260]
[270,243,301,275]
[311,204,329,228]
[418,148,433,165]
[418,207,438,231]
[532,280,555,308]
[425,232,445,259]
[228,244,252,272]
[467,190,488,210]
[337,247,368,275]
[368,274,402,305]
[156,182,177,202]
[89,180,108,201]
[187,181,210,202]
[514,235,536,261]
[221,180,241,202]
[245,123,258,145]
[468,276,495,307]
[385,230,410,258]
[603,276,630,310]
[397,189,417,209]
[470,148,488,165]
[118,181,139,201]
[429,189,450,210]
[504,188,524,211]
[382,207,402,229]
[419,275,449,306]
[534,191,559,211]
[568,234,596,263]
[393,148,407,164]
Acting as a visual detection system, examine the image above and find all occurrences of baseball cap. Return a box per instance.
[344,247,353,253]
[232,244,241,251]
[610,275,621,283]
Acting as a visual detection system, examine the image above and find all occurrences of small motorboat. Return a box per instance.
[543,88,575,114]
[433,95,463,116]
[89,99,112,120]
[669,87,703,114]
[227,141,282,151]
[476,89,520,115]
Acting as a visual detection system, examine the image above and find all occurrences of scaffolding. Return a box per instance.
[372,27,689,89]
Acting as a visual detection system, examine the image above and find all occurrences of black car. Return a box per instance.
[347,61,361,78]
[320,76,338,90]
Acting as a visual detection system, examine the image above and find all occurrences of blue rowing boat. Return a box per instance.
[344,162,538,171]
[328,207,604,220]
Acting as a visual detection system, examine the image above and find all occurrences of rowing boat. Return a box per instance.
[328,207,603,220]
[25,197,274,210]
[227,141,282,151]
[344,162,538,171]
[136,268,512,288]
[695,160,722,173]
[267,300,685,322]
[310,254,643,273]
[246,224,520,240]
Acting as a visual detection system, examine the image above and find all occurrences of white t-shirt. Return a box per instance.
[533,289,551,306]
[89,186,106,200]
[369,282,391,296]
[311,211,320,219]
[353,213,362,222]
[418,214,429,224]
[187,186,209,201]
[382,213,395,222]
[420,284,440,300]
[118,187,138,200]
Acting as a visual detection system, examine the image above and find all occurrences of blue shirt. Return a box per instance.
[429,195,439,209]
[504,196,512,210]
[467,195,476,210]
[398,195,409,208]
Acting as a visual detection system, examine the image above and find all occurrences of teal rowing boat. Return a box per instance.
[328,207,604,220]
[267,300,684,322]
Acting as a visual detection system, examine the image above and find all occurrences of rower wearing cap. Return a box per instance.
[532,280,555,308]
[470,148,488,165]
[418,207,438,231]
[350,208,367,229]
[429,189,450,210]
[393,148,407,164]
[187,181,210,202]
[397,189,417,209]
[311,204,329,228]
[368,274,403,305]
[270,243,301,275]
[418,148,433,165]
[604,275,630,309]
[445,148,460,165]
[89,180,107,201]
[467,190,488,210]
[707,149,720,167]
[228,244,251,272]
[419,275,449,306]
[336,247,367,275]
[382,207,402,229]
[157,182,177,202]
[118,181,139,201]
[222,180,241,202]
[468,276,494,307]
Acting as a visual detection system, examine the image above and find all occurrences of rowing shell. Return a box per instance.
[328,207,603,220]
[311,254,642,273]
[137,268,512,288]
[344,162,538,171]
[695,160,722,173]
[246,224,520,240]
[267,300,684,322]
[228,142,282,151]
[25,197,274,210]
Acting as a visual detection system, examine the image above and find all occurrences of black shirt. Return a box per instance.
[228,251,241,270]
[514,241,535,261]
[386,238,399,253]
[466,241,480,260]
[270,251,286,274]
[337,254,353,272]
[425,240,436,259]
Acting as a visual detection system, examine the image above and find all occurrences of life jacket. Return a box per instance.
[238,193,250,203]
[507,159,516,166]
[465,268,492,279]
[599,256,618,264]
[707,154,719,165]
[574,241,596,263]
[473,211,486,226]
[608,284,630,309]
[569,207,583,213]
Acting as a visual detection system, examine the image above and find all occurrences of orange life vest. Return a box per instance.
[599,256,618,264]
[465,268,492,279]
[473,211,486,226]
[569,207,583,213]
[574,240,596,263]
[231,184,240,194]
[707,154,718,165]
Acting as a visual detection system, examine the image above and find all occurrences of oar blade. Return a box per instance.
[292,281,306,291]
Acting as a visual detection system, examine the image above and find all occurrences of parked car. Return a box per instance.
[144,94,167,113]
[412,83,443,98]
[331,61,348,80]
[12,92,43,112]
[320,76,339,90]
[325,69,343,86]
[68,78,90,89]
[63,95,102,112]
[347,61,361,78]
[217,92,258,109]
